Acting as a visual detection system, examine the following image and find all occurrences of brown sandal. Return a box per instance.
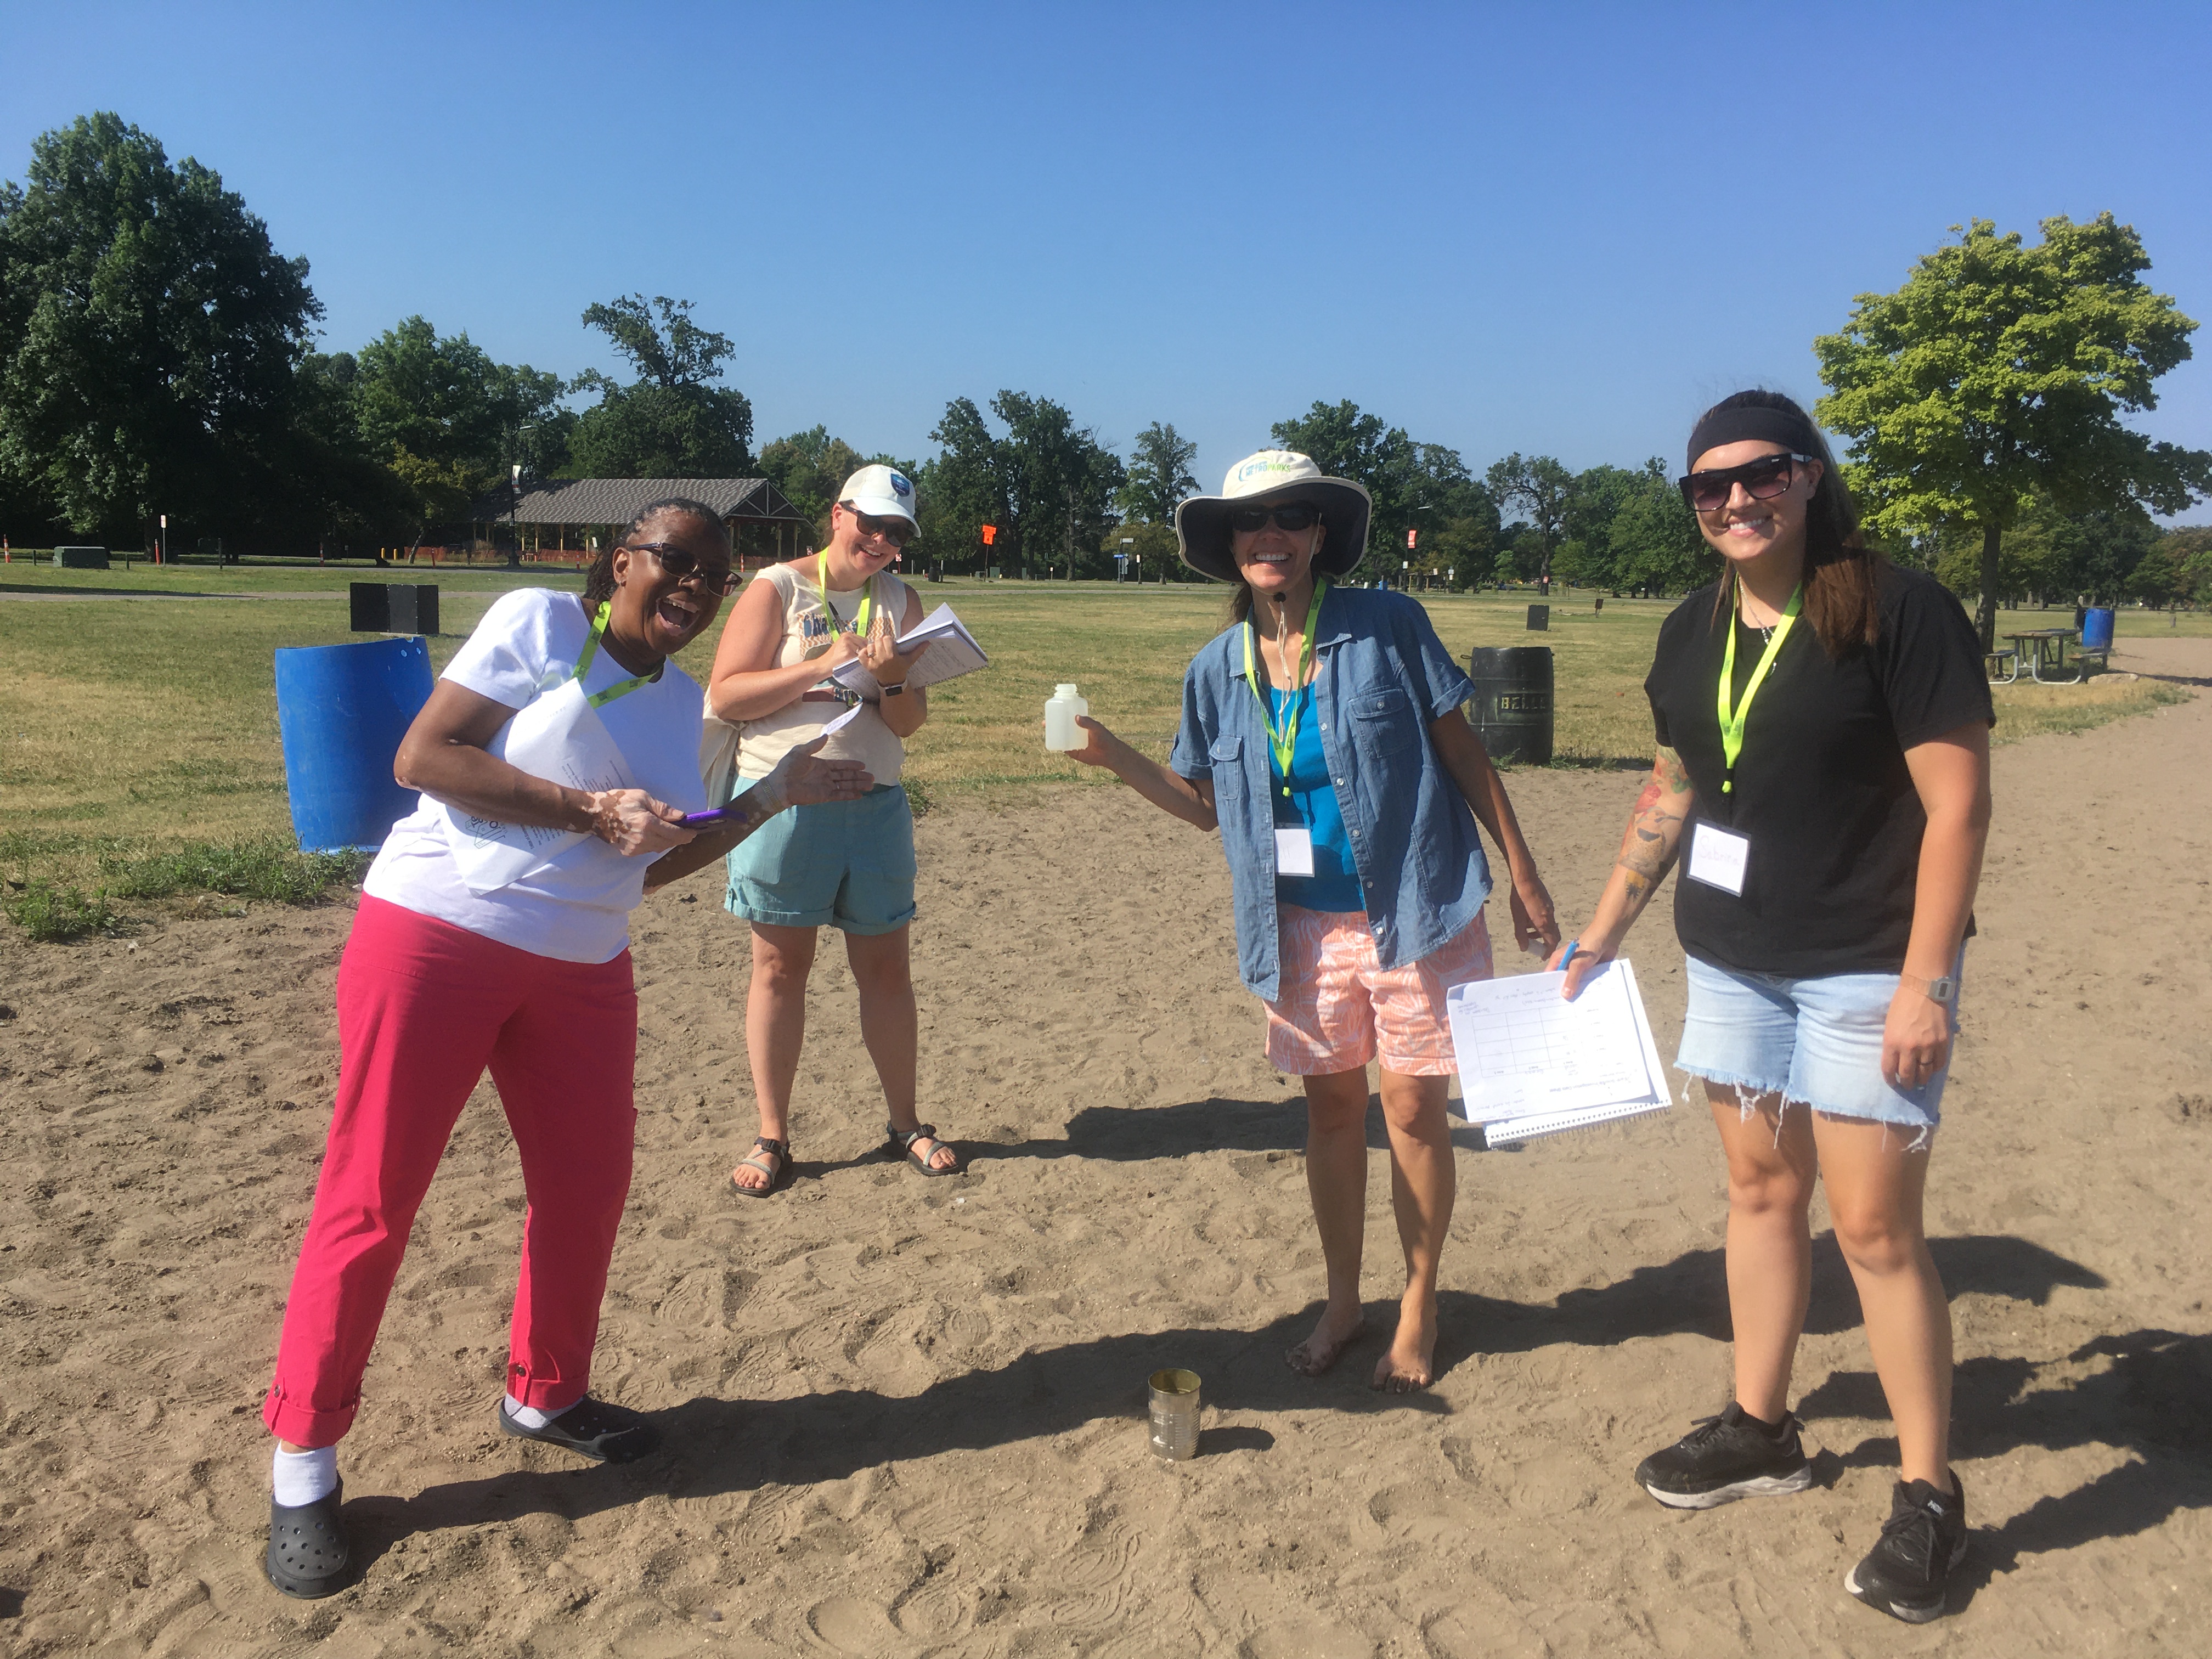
[730,1136,792,1199]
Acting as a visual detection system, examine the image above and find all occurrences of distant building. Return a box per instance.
[468,477,815,569]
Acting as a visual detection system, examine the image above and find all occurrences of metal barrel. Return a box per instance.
[1466,645,1555,766]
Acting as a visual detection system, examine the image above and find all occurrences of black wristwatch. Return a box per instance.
[882,681,907,697]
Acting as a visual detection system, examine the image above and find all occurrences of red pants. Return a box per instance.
[263,896,639,1448]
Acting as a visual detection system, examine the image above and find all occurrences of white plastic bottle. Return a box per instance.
[1044,683,1088,751]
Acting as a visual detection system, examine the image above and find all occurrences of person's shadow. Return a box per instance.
[332,1227,2125,1581]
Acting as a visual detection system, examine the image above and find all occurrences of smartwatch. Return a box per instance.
[882,681,907,698]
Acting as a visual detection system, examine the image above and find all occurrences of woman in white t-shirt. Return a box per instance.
[260,500,871,1601]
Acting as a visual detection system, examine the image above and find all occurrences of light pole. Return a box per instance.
[1119,535,1134,583]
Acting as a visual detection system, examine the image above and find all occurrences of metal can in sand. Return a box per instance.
[1147,1368,1201,1461]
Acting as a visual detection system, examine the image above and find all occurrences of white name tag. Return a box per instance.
[1686,822,1750,895]
[1274,826,1316,878]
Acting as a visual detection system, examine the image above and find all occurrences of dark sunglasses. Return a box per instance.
[843,504,915,547]
[627,542,739,596]
[1678,453,1817,514]
[1229,502,1323,534]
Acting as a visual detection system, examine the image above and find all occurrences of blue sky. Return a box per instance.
[7,1,2210,493]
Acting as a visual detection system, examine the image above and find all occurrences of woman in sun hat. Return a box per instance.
[1547,390,1993,1623]
[707,464,959,1198]
[261,499,872,1600]
[1069,449,1559,1391]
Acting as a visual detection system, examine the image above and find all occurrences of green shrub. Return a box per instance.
[4,879,121,942]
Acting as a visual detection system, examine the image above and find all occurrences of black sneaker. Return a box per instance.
[1846,1474,1968,1624]
[1634,1402,1814,1509]
[498,1396,660,1464]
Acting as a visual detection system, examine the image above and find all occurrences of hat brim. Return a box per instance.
[1173,478,1372,583]
[843,493,918,528]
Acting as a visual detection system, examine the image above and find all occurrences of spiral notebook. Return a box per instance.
[1445,959,1671,1144]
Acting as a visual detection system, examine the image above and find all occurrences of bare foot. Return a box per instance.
[1371,1296,1437,1393]
[1285,1305,1365,1376]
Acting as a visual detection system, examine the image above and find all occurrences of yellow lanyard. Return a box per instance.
[1715,582,1801,794]
[1240,582,1328,798]
[574,601,661,709]
[817,552,873,640]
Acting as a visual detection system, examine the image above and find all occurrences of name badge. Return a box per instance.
[1274,826,1316,878]
[1686,822,1749,895]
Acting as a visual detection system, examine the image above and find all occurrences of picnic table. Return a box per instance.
[1990,627,2103,685]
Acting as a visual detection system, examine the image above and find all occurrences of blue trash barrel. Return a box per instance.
[273,637,435,853]
[2081,607,2115,651]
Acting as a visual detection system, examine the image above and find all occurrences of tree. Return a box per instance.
[1271,400,1418,577]
[1484,453,1574,588]
[1118,421,1198,526]
[913,392,1122,578]
[1606,460,1713,595]
[758,425,868,543]
[568,295,753,477]
[0,112,321,545]
[1816,213,2212,648]
[1554,462,1646,589]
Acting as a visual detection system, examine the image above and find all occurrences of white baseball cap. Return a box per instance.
[840,464,919,528]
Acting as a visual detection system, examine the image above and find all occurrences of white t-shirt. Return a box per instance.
[364,588,708,963]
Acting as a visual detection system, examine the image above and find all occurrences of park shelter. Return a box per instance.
[467,478,815,569]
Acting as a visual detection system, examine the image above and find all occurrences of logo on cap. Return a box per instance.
[890,472,912,498]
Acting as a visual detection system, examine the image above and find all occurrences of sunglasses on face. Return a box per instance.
[1229,503,1323,534]
[844,506,915,547]
[1677,453,1817,514]
[627,543,739,596]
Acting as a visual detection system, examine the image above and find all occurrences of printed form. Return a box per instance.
[1446,960,1671,1143]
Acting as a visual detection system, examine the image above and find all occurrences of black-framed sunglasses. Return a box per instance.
[842,504,915,547]
[1229,502,1323,534]
[1678,453,1817,514]
[627,542,740,596]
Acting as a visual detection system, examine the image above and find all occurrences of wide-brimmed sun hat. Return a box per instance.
[1173,450,1372,583]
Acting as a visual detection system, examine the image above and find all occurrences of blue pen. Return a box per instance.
[1556,937,1579,970]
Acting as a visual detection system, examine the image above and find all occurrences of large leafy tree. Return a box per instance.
[1816,213,2212,647]
[1606,460,1713,595]
[569,295,753,477]
[0,112,321,543]
[916,392,1122,577]
[758,425,867,540]
[1271,400,1415,576]
[1118,421,1199,527]
[1484,453,1573,589]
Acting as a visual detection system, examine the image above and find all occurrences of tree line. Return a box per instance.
[3,114,2208,631]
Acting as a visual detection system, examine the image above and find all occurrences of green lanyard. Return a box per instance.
[1241,581,1328,798]
[574,601,662,710]
[817,552,873,640]
[1715,582,1801,794]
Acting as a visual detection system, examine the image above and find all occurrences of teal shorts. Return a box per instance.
[724,785,916,935]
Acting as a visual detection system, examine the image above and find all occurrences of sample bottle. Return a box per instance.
[1044,683,1088,751]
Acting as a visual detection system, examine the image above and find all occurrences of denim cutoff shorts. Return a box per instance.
[1675,953,1963,1133]
[725,785,915,934]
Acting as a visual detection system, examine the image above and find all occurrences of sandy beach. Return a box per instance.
[2,636,2207,1658]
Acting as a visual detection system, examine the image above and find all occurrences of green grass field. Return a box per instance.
[1,565,2194,906]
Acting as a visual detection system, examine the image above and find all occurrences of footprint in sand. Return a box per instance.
[808,1594,909,1655]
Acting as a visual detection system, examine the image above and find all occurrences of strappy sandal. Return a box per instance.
[729,1136,793,1199]
[885,1121,962,1178]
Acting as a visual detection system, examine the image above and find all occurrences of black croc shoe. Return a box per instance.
[266,1479,350,1599]
[1635,1402,1814,1509]
[1847,1474,1968,1624]
[499,1396,660,1464]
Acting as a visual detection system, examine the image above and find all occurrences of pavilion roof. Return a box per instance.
[470,477,808,526]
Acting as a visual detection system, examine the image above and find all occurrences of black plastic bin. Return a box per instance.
[350,583,439,635]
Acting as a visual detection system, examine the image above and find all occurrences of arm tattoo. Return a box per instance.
[1615,746,1691,890]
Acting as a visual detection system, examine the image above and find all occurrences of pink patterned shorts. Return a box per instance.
[1263,905,1494,1077]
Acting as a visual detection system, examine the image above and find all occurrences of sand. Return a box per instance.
[2,637,2207,1658]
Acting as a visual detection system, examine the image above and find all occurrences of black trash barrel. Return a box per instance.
[1526,603,1549,630]
[1466,646,1554,765]
[349,582,439,634]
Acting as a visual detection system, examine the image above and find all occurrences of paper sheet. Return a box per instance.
[830,603,989,699]
[442,678,640,894]
[1446,959,1671,1144]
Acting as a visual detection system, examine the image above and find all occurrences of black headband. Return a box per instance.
[1686,405,1822,472]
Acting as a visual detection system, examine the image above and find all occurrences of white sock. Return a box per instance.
[272,1444,338,1507]
[504,1391,569,1431]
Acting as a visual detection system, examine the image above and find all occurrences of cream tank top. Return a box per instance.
[735,560,913,786]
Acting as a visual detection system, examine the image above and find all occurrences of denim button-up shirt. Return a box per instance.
[1169,586,1491,1001]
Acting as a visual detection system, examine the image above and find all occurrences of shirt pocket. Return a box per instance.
[1348,686,1418,755]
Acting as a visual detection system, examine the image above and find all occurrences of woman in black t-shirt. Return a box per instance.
[1550,391,1992,1626]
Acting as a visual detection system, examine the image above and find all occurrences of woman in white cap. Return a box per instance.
[1070,450,1558,1390]
[706,465,958,1195]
